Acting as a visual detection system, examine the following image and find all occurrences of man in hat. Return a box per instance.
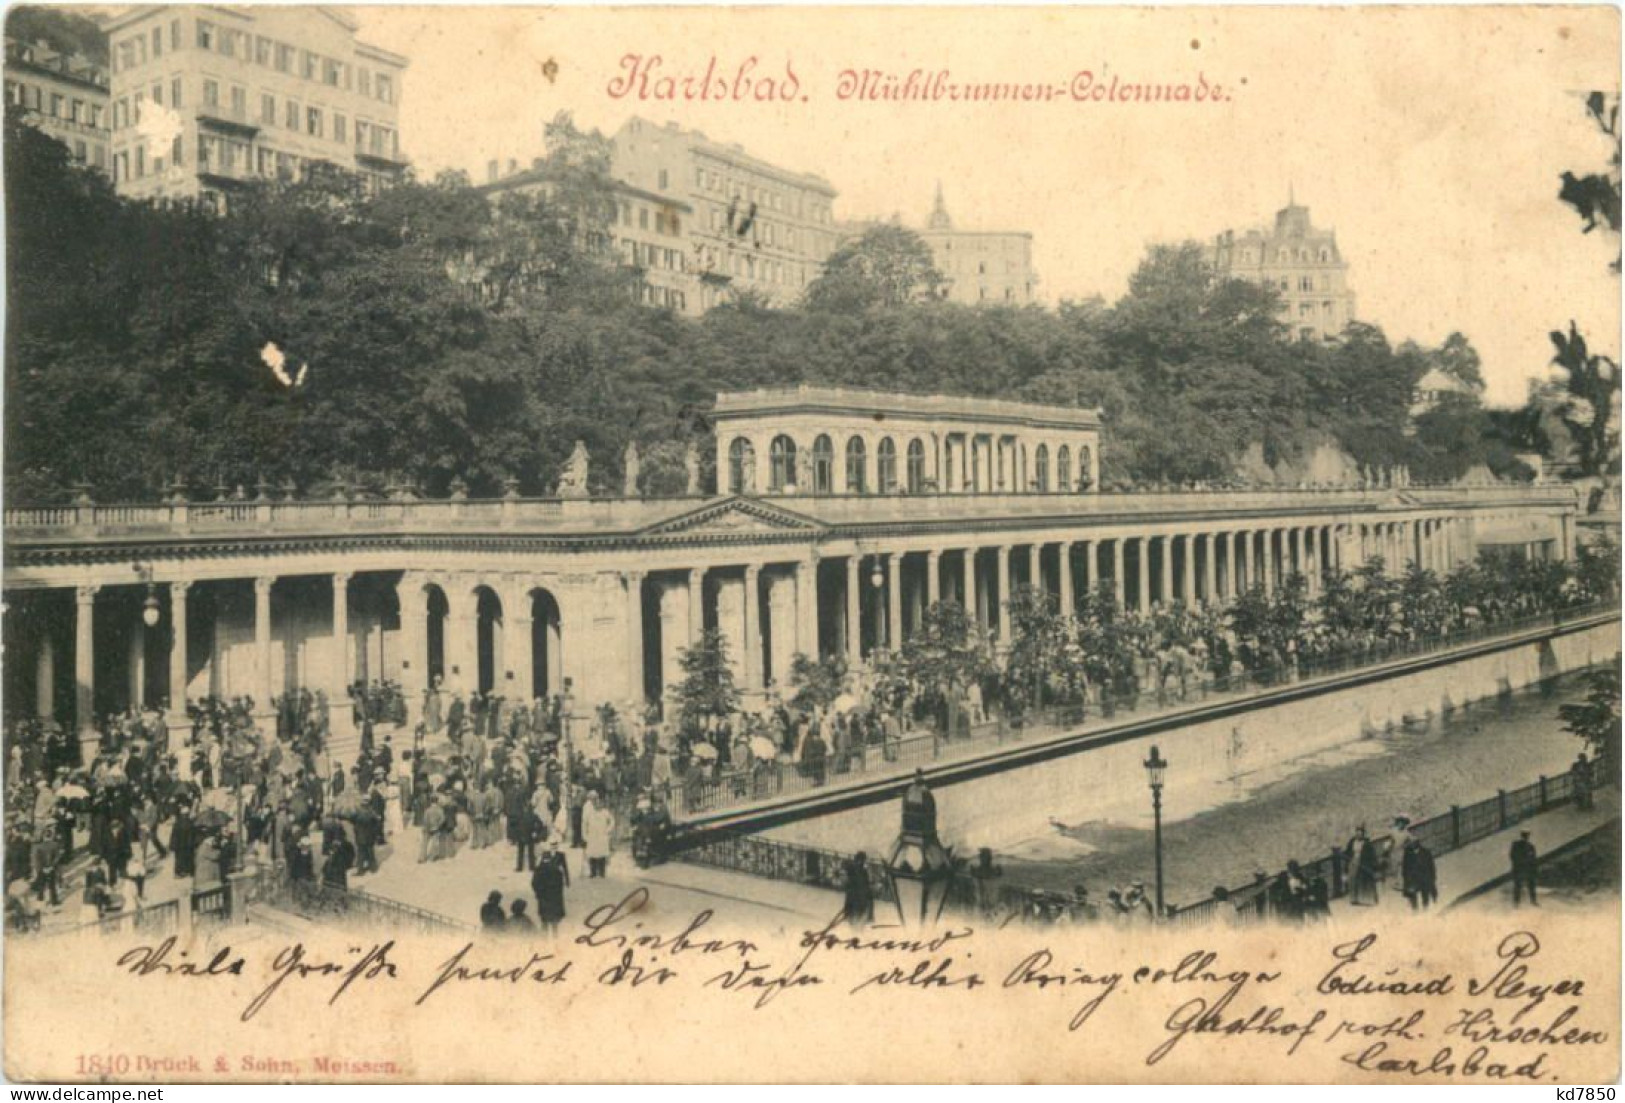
[531,838,570,936]
[479,890,506,931]
[1510,830,1539,907]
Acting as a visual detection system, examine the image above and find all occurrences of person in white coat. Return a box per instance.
[582,793,614,879]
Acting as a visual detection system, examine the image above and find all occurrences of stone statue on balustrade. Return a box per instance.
[555,440,591,499]
[684,443,702,496]
[622,441,641,498]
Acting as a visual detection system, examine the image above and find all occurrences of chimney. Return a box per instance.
[486,159,498,183]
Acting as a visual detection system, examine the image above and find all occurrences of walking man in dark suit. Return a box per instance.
[1510,830,1539,907]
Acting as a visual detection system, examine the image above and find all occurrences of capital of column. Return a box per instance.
[333,571,353,589]
[75,584,99,606]
[623,569,647,586]
[170,579,191,600]
[254,576,275,597]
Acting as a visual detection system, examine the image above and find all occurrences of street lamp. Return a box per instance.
[870,557,884,590]
[133,564,161,628]
[884,771,956,926]
[1144,744,1168,917]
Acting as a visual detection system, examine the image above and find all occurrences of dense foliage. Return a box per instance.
[4,110,1543,502]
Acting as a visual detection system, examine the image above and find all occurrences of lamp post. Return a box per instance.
[884,770,956,926]
[1144,745,1168,917]
[133,563,160,628]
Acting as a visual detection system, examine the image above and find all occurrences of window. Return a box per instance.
[376,73,393,104]
[220,29,235,58]
[355,120,369,149]
[358,67,371,96]
[171,78,182,107]
[152,27,163,57]
[658,168,668,189]
[333,114,346,143]
[307,107,322,137]
[845,437,867,493]
[203,80,218,108]
[73,139,85,162]
[285,100,299,130]
[89,103,102,127]
[877,438,898,493]
[49,93,63,118]
[1057,446,1072,492]
[1077,446,1093,490]
[811,435,834,495]
[301,51,317,80]
[261,93,275,123]
[1034,444,1050,492]
[1299,276,1313,291]
[906,439,926,494]
[170,19,180,51]
[170,134,181,166]
[198,21,215,50]
[728,438,754,494]
[255,36,270,65]
[769,436,798,492]
[324,58,340,86]
[638,207,648,230]
[231,85,246,118]
[276,44,293,73]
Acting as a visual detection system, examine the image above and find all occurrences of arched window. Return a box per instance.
[811,435,834,495]
[1056,445,1071,492]
[845,436,867,493]
[728,437,753,494]
[877,437,897,493]
[769,435,797,492]
[1034,444,1050,492]
[1078,445,1093,491]
[906,439,926,494]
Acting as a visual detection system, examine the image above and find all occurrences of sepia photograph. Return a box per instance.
[0,2,1620,1086]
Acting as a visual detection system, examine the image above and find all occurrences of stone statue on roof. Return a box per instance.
[684,442,702,496]
[622,441,641,498]
[556,440,591,499]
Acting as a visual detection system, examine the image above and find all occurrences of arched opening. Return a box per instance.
[906,438,926,494]
[877,437,897,493]
[474,586,503,695]
[727,437,754,494]
[1078,445,1093,491]
[812,434,834,495]
[1057,445,1072,492]
[1035,444,1050,492]
[424,584,449,686]
[530,589,563,701]
[845,436,867,493]
[769,434,797,492]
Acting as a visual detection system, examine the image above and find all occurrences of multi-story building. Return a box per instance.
[102,5,408,206]
[919,186,1037,306]
[480,160,696,315]
[4,36,110,173]
[1208,198,1357,342]
[610,116,839,310]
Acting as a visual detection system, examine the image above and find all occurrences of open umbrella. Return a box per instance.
[749,736,778,760]
[56,784,89,800]
[691,743,718,761]
[195,808,232,830]
[832,693,858,713]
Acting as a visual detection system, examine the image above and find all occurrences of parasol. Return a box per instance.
[195,808,232,830]
[832,693,858,713]
[56,784,89,800]
[749,736,779,760]
[690,743,718,761]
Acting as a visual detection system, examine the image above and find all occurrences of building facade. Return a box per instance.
[103,5,407,206]
[1208,199,1357,342]
[480,163,696,315]
[3,393,1577,763]
[4,36,110,173]
[610,116,839,310]
[918,186,1037,306]
[713,386,1100,496]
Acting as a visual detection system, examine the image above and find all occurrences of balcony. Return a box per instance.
[355,147,409,171]
[196,105,260,138]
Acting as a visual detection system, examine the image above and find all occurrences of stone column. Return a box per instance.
[1079,540,1093,598]
[887,553,903,650]
[624,571,646,703]
[168,581,189,717]
[688,569,706,646]
[1203,533,1218,605]
[996,545,1012,641]
[1229,531,1244,595]
[1182,533,1196,606]
[1028,543,1042,594]
[796,557,819,658]
[332,572,352,697]
[769,571,798,686]
[1058,542,1073,616]
[1112,538,1126,608]
[742,564,761,690]
[1263,531,1277,595]
[396,577,427,723]
[446,586,478,694]
[962,549,979,627]
[127,619,146,710]
[846,556,862,665]
[926,549,941,607]
[253,576,274,716]
[1143,537,1156,610]
[75,585,98,754]
[507,586,534,703]
[36,629,55,720]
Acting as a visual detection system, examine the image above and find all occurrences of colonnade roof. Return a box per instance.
[712,385,1104,430]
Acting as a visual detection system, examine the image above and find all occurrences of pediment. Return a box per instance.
[638,496,825,538]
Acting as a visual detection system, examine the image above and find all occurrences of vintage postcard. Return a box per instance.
[2,2,1620,1086]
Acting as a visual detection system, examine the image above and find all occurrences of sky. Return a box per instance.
[345,4,1620,407]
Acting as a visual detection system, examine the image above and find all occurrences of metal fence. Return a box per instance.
[670,602,1617,822]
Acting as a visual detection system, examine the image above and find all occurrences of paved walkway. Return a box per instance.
[1328,788,1619,921]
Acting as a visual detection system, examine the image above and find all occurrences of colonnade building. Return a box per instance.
[2,389,1578,759]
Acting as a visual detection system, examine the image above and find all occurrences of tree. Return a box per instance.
[1545,322,1620,479]
[804,225,945,312]
[673,628,740,733]
[882,600,994,716]
[1003,584,1074,710]
[1559,655,1621,787]
[787,653,847,714]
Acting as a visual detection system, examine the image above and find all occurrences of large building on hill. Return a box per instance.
[1207,198,1357,342]
[609,116,840,310]
[838,186,1038,306]
[102,5,408,207]
[4,35,110,173]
